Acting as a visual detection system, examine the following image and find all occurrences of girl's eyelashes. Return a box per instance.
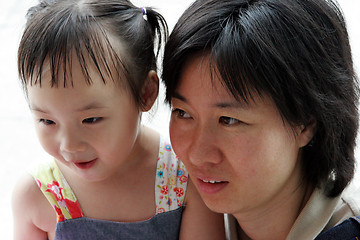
[39,117,103,125]
[172,108,192,119]
[39,119,55,125]
[82,117,103,124]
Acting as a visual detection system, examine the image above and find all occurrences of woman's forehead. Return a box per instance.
[178,54,268,105]
[177,54,272,109]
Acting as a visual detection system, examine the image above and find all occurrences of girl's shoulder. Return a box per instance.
[12,172,56,238]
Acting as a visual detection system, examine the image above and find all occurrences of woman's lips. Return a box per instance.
[196,178,229,194]
[74,159,97,170]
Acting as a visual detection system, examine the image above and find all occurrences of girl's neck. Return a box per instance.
[235,181,314,240]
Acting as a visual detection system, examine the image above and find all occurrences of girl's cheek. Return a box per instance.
[35,129,57,155]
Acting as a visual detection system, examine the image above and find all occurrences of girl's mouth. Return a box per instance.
[74,159,97,170]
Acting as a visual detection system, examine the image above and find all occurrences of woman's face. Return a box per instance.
[169,55,313,218]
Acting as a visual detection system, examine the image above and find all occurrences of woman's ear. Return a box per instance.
[141,70,159,112]
[297,118,317,147]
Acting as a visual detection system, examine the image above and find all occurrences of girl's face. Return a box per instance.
[169,55,314,218]
[27,60,141,182]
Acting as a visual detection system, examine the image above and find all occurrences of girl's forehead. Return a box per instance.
[31,53,124,89]
[26,26,128,88]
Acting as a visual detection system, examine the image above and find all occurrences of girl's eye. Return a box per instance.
[172,108,192,119]
[219,116,242,126]
[39,119,55,125]
[82,117,102,124]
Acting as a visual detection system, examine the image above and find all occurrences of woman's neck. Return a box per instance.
[234,182,314,240]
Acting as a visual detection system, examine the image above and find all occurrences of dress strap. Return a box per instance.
[32,160,84,222]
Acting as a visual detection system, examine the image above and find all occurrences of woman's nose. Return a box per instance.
[187,125,223,167]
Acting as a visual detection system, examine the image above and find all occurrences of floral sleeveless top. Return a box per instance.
[32,137,188,239]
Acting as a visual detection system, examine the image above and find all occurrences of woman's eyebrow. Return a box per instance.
[173,91,248,109]
[214,101,247,109]
[172,92,187,102]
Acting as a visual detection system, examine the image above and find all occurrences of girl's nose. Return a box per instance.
[59,128,87,154]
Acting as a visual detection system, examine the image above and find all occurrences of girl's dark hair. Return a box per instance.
[163,0,359,197]
[18,0,168,107]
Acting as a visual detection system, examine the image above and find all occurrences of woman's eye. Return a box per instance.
[39,119,55,125]
[172,108,192,119]
[219,116,241,126]
[83,117,102,124]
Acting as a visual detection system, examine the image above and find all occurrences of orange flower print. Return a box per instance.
[160,185,169,195]
[177,199,182,207]
[167,198,172,206]
[179,175,188,184]
[169,175,177,185]
[173,187,184,197]
[157,208,166,214]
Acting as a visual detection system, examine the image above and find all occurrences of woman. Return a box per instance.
[162,0,360,239]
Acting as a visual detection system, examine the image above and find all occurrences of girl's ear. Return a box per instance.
[141,70,159,112]
[297,118,317,148]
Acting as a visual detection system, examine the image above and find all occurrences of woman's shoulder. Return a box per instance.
[337,183,360,217]
[318,182,360,235]
[313,184,360,240]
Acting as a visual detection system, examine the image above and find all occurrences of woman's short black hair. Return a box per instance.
[18,0,168,107]
[163,0,359,197]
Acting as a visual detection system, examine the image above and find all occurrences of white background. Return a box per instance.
[0,0,359,238]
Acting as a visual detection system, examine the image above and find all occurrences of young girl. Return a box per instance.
[163,0,360,239]
[12,0,225,239]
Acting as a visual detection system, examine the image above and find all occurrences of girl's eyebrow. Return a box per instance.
[29,106,47,113]
[29,102,107,113]
[75,102,107,112]
[29,103,49,113]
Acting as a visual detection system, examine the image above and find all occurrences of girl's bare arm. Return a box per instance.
[12,173,54,240]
